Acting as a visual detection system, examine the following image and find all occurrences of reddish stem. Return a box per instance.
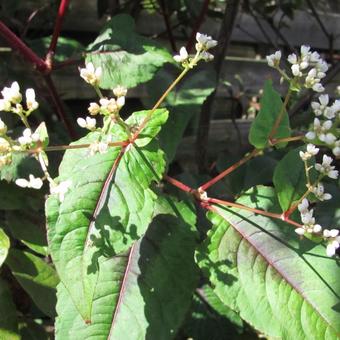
[0,21,48,73]
[186,0,211,52]
[44,74,77,139]
[200,148,260,191]
[158,0,177,52]
[46,0,71,65]
[53,58,81,70]
[164,175,193,193]
[208,198,302,228]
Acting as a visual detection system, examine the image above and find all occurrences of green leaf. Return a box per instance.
[34,122,49,147]
[273,146,315,212]
[145,67,216,162]
[5,249,59,318]
[0,278,19,340]
[197,186,340,339]
[86,14,173,89]
[55,196,198,340]
[46,109,168,321]
[217,152,278,196]
[0,153,42,182]
[249,80,290,149]
[201,285,243,328]
[125,108,168,147]
[5,211,48,256]
[0,228,10,267]
[29,36,84,63]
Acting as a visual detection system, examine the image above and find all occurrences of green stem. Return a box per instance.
[94,85,104,99]
[130,66,191,142]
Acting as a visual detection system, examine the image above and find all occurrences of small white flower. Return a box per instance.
[298,198,309,214]
[79,62,102,86]
[287,53,297,64]
[116,96,125,108]
[299,144,319,161]
[88,102,100,115]
[295,227,306,236]
[310,51,320,63]
[12,103,23,115]
[18,128,40,146]
[25,88,39,111]
[312,183,332,201]
[332,140,340,157]
[323,229,340,257]
[0,118,7,135]
[0,99,11,112]
[0,137,10,153]
[174,47,189,63]
[315,155,338,179]
[99,98,110,109]
[1,81,22,104]
[200,51,214,61]
[266,51,281,67]
[15,174,43,189]
[312,83,324,93]
[301,45,311,57]
[88,140,109,155]
[50,180,72,202]
[77,116,96,130]
[196,33,217,50]
[291,64,302,77]
[107,98,119,113]
[319,132,336,145]
[113,86,127,98]
[301,209,315,225]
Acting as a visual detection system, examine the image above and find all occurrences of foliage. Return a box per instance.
[0,2,339,340]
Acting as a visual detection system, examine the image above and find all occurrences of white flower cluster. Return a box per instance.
[266,46,328,93]
[315,154,338,179]
[15,174,43,190]
[296,199,340,257]
[295,199,322,235]
[306,94,339,157]
[288,46,327,92]
[0,82,39,115]
[297,144,339,256]
[79,62,102,86]
[173,33,217,67]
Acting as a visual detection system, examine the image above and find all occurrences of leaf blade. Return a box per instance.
[249,80,291,149]
[55,196,198,340]
[46,109,168,320]
[198,186,340,339]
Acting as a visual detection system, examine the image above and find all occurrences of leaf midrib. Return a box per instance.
[214,206,337,335]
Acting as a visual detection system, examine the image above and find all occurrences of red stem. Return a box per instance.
[208,198,302,228]
[0,21,48,73]
[186,0,211,52]
[44,74,77,139]
[158,0,177,52]
[46,0,71,64]
[164,175,193,193]
[200,148,260,191]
